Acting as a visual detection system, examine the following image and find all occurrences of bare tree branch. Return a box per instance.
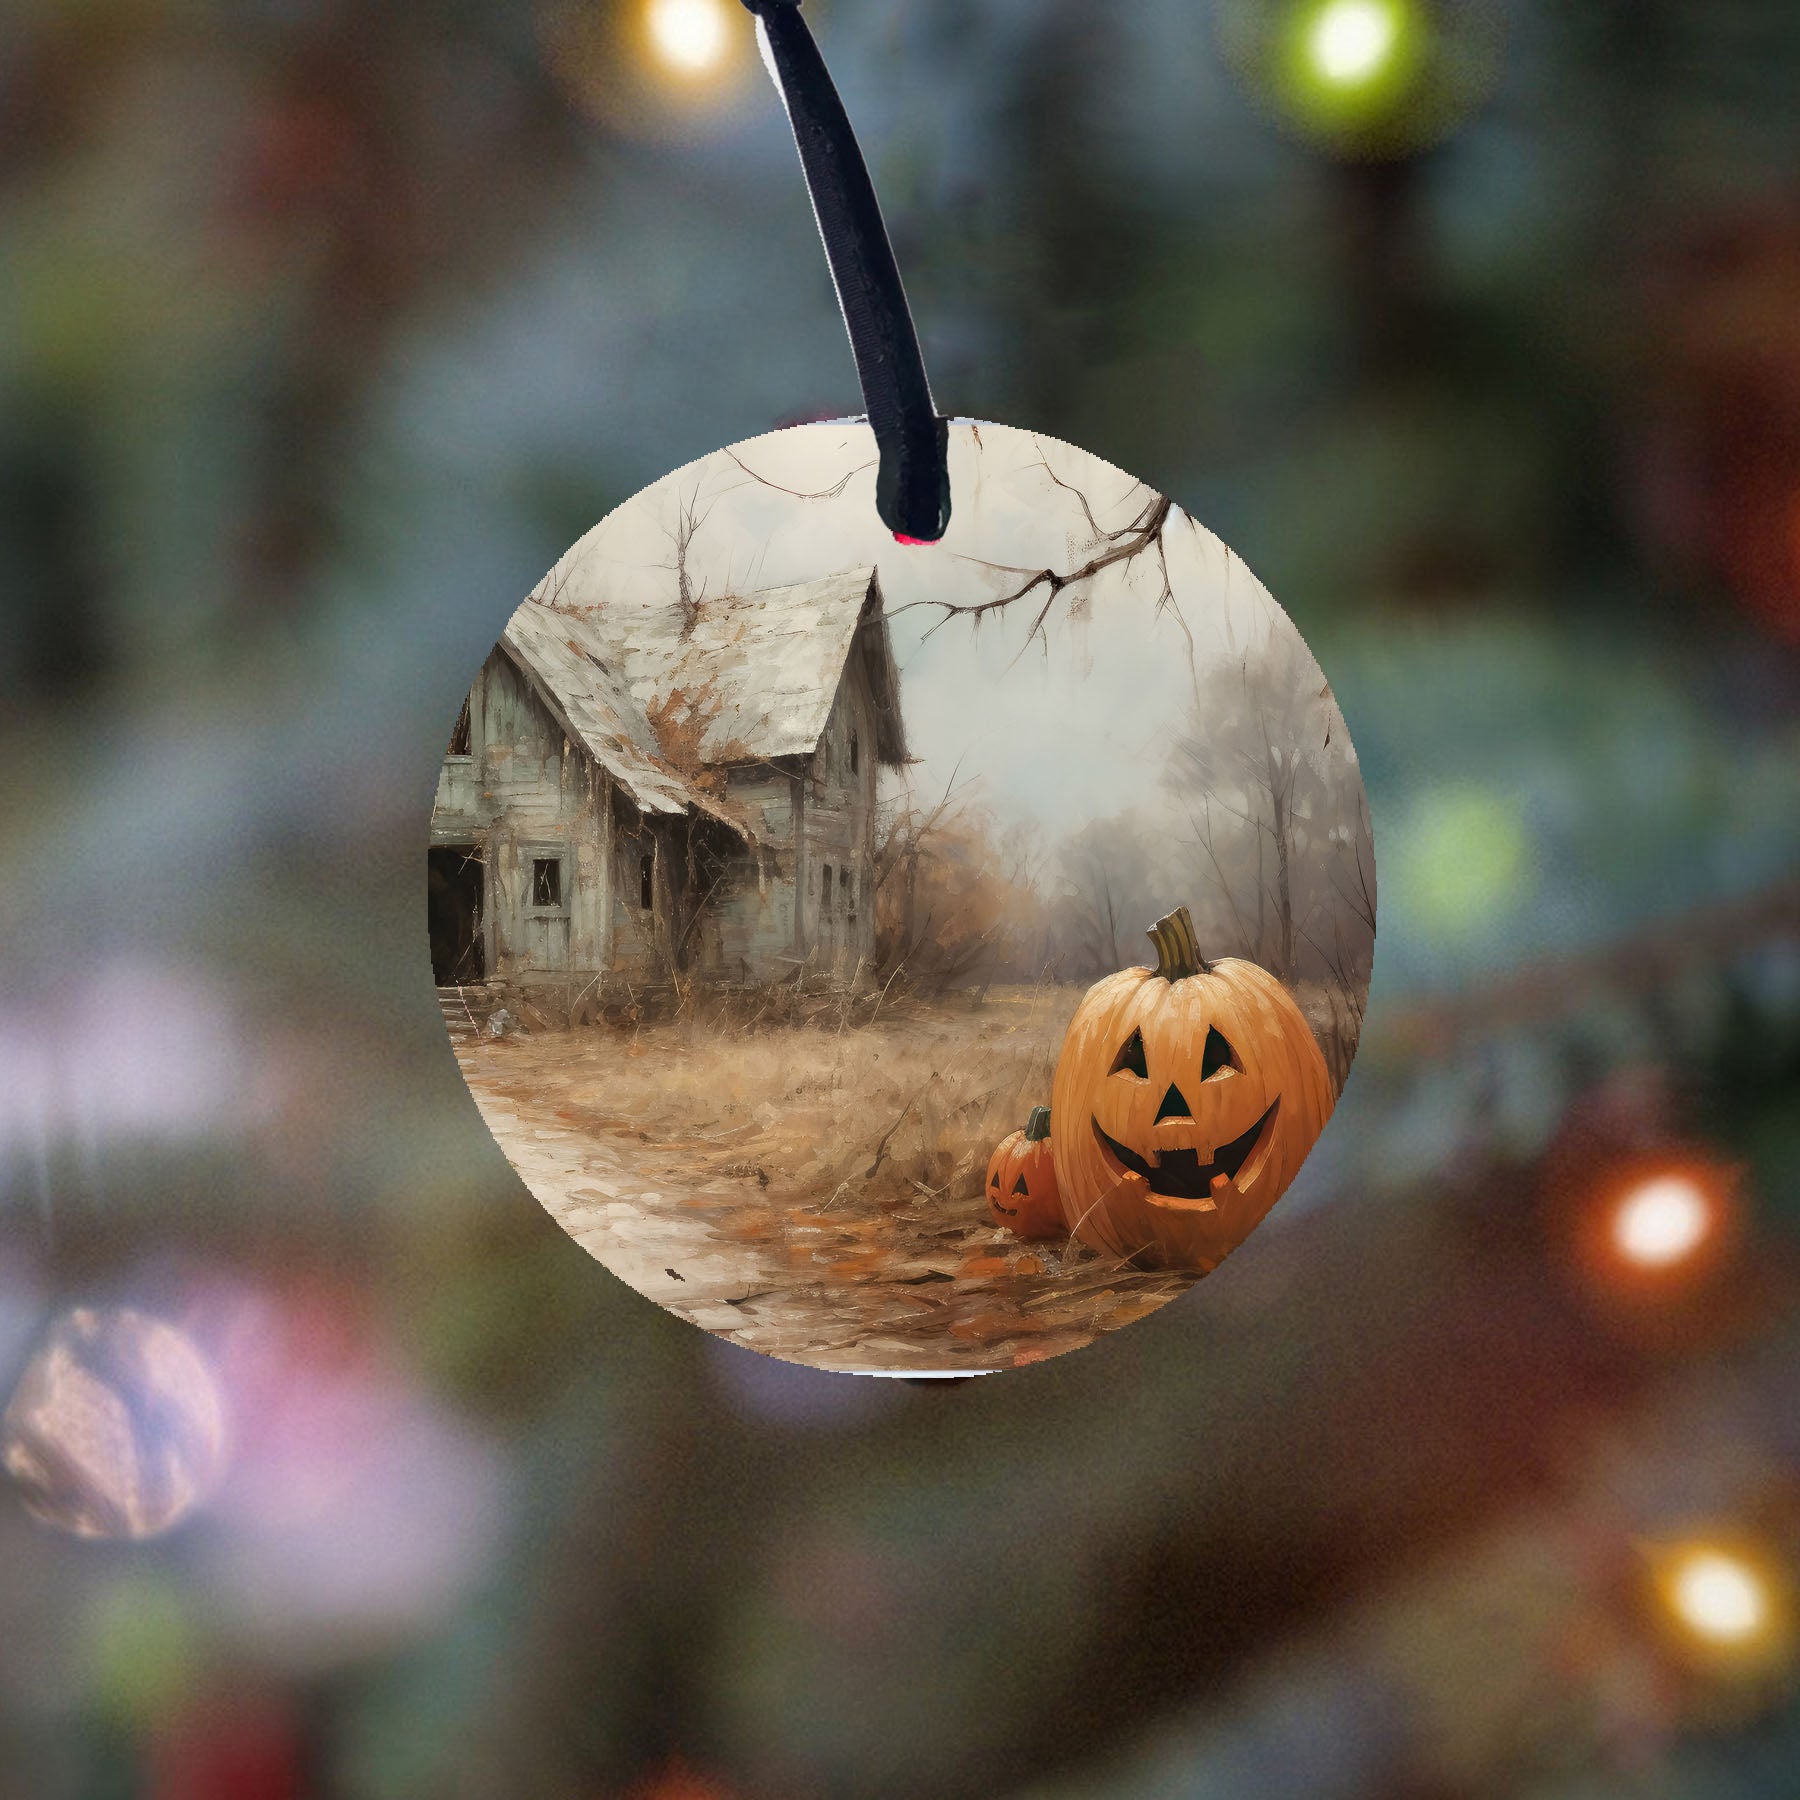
[724,448,876,501]
[885,490,1178,655]
[1029,439,1105,542]
[1187,795,1257,957]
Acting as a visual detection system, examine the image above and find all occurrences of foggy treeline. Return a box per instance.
[874,602,1376,1085]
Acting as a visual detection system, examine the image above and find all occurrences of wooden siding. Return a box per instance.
[607,814,665,981]
[800,655,880,971]
[430,662,490,841]
[429,650,616,996]
[431,641,887,997]
[690,766,798,980]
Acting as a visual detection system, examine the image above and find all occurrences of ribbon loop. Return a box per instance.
[742,0,951,542]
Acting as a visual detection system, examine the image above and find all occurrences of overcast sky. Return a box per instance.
[538,420,1332,837]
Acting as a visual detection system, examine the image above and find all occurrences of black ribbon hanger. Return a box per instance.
[739,0,951,543]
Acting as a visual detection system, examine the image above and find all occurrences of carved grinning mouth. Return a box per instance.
[1091,1100,1280,1203]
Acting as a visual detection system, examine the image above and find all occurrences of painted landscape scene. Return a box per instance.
[429,422,1376,1372]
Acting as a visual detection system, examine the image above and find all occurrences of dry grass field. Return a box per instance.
[456,983,1206,1370]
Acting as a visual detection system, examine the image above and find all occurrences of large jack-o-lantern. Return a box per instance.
[1050,907,1333,1272]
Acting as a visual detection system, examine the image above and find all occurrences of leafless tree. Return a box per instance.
[871,756,974,974]
[1049,813,1161,980]
[663,482,717,637]
[1299,786,1377,1083]
[872,772,1050,992]
[1170,609,1345,983]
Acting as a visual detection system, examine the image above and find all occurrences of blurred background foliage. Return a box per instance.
[0,0,1797,1797]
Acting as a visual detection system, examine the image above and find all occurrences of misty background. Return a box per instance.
[0,2,1796,1798]
[539,420,1374,1057]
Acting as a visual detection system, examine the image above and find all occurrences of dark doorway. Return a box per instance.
[428,846,485,985]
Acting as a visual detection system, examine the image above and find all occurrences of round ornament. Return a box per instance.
[426,0,1375,1374]
[429,420,1375,1373]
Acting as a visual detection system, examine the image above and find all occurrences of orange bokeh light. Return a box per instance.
[1641,1534,1797,1679]
[1610,1171,1714,1269]
[535,0,761,142]
[646,0,732,77]
[1563,1148,1743,1313]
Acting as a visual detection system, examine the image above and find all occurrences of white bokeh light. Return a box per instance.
[2,1308,228,1541]
[647,0,730,75]
[1611,1173,1711,1269]
[1669,1549,1767,1644]
[1308,0,1399,86]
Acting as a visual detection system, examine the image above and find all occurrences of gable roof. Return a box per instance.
[610,567,908,768]
[499,603,730,826]
[500,564,908,830]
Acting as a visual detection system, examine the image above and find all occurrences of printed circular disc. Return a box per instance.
[428,421,1376,1374]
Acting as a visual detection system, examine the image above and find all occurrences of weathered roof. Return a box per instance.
[500,564,907,827]
[499,603,735,827]
[605,567,907,768]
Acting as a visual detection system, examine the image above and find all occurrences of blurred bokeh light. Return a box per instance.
[2,1309,227,1542]
[1670,1549,1768,1644]
[197,1279,509,1662]
[83,1574,203,1729]
[1612,1171,1714,1270]
[1561,1148,1744,1321]
[1645,1537,1797,1680]
[1388,781,1532,942]
[0,0,1796,1796]
[647,0,733,77]
[1220,0,1499,157]
[1294,0,1422,114]
[0,963,251,1179]
[538,0,760,139]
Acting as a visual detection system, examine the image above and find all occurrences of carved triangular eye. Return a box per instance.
[990,1170,1000,1187]
[1011,1176,1029,1195]
[1111,1028,1148,1079]
[1201,1027,1239,1080]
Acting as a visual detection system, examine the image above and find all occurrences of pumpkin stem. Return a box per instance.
[1024,1105,1052,1143]
[1147,906,1211,981]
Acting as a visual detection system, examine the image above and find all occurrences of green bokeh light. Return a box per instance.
[1392,783,1534,939]
[1220,0,1498,159]
[85,1575,203,1728]
[1281,0,1426,135]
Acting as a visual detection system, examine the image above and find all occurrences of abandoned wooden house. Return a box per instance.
[427,565,907,1013]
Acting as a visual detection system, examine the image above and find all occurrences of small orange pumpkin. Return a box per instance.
[985,1106,1064,1239]
[1050,906,1333,1272]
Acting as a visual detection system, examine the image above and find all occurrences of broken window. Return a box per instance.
[839,868,850,915]
[846,870,856,920]
[447,697,472,756]
[531,857,562,909]
[821,863,833,912]
[640,851,654,911]
[849,730,859,776]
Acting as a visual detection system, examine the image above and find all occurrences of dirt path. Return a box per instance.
[457,1034,1188,1373]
